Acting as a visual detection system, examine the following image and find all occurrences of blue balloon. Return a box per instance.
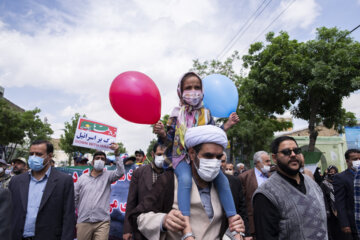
[202,74,238,118]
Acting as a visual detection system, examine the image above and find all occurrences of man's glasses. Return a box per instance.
[279,147,302,156]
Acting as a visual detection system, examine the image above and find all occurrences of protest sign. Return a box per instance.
[72,117,117,151]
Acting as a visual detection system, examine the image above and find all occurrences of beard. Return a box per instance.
[277,158,300,176]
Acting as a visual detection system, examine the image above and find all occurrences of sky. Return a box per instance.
[0,0,360,156]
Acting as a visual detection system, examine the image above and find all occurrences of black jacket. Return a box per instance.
[9,168,75,240]
[333,169,356,230]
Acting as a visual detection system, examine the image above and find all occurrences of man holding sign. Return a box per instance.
[75,143,125,240]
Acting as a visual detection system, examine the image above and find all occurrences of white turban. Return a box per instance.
[185,125,228,149]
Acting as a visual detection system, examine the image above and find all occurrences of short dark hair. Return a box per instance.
[271,136,298,154]
[152,143,165,153]
[345,149,360,160]
[93,151,106,159]
[180,72,202,93]
[30,140,54,154]
[135,150,145,156]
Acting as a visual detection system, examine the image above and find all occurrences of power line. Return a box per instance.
[240,0,297,56]
[217,0,273,59]
[349,24,360,34]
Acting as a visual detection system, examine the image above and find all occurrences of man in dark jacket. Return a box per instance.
[122,143,166,240]
[334,148,360,240]
[9,140,75,240]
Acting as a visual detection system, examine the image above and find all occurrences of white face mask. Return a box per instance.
[93,160,105,171]
[261,165,271,174]
[154,155,165,168]
[195,157,221,182]
[353,160,360,170]
[0,167,3,174]
[225,170,234,175]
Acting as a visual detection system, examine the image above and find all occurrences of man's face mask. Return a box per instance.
[353,160,360,170]
[93,160,105,171]
[154,155,165,168]
[195,156,221,182]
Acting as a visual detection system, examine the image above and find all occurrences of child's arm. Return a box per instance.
[154,117,176,145]
[222,112,240,131]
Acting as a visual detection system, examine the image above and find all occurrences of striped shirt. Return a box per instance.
[354,166,360,237]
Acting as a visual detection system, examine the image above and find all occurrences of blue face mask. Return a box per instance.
[28,155,47,171]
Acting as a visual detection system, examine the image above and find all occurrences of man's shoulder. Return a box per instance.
[335,169,351,182]
[9,172,28,183]
[133,164,152,175]
[239,168,255,180]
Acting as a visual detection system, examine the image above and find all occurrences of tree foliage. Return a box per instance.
[0,98,53,161]
[191,53,292,165]
[145,138,158,163]
[242,27,360,151]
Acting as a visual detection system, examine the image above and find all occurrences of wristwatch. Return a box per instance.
[181,232,195,240]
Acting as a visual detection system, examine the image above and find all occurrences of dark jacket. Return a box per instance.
[9,168,75,240]
[333,169,356,230]
[123,164,163,239]
[225,174,250,236]
[238,168,258,235]
[128,170,249,239]
[0,188,12,240]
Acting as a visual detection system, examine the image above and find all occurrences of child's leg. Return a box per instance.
[213,171,237,218]
[174,161,192,217]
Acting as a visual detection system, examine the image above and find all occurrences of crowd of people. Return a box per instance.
[0,72,359,240]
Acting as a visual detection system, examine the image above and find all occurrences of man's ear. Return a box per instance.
[188,148,196,161]
[272,153,277,165]
[151,151,155,159]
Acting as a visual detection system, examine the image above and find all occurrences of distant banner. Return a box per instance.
[109,164,138,238]
[345,126,360,149]
[72,118,117,151]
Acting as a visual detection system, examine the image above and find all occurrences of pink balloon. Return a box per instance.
[109,71,161,124]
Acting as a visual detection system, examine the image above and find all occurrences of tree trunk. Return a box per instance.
[308,98,320,152]
[229,138,233,163]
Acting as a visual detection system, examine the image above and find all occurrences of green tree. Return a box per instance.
[0,99,53,161]
[145,138,158,163]
[191,53,292,165]
[59,113,95,164]
[242,27,360,151]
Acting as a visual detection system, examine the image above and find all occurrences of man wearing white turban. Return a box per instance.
[128,125,246,240]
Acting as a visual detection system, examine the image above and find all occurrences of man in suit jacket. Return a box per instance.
[122,143,166,240]
[239,151,271,237]
[334,148,360,240]
[9,140,75,240]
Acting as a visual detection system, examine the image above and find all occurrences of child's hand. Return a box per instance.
[228,112,240,126]
[223,112,240,131]
[153,120,166,138]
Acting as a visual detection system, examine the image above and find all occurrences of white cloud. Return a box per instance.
[343,92,360,118]
[279,0,321,30]
[0,0,332,154]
